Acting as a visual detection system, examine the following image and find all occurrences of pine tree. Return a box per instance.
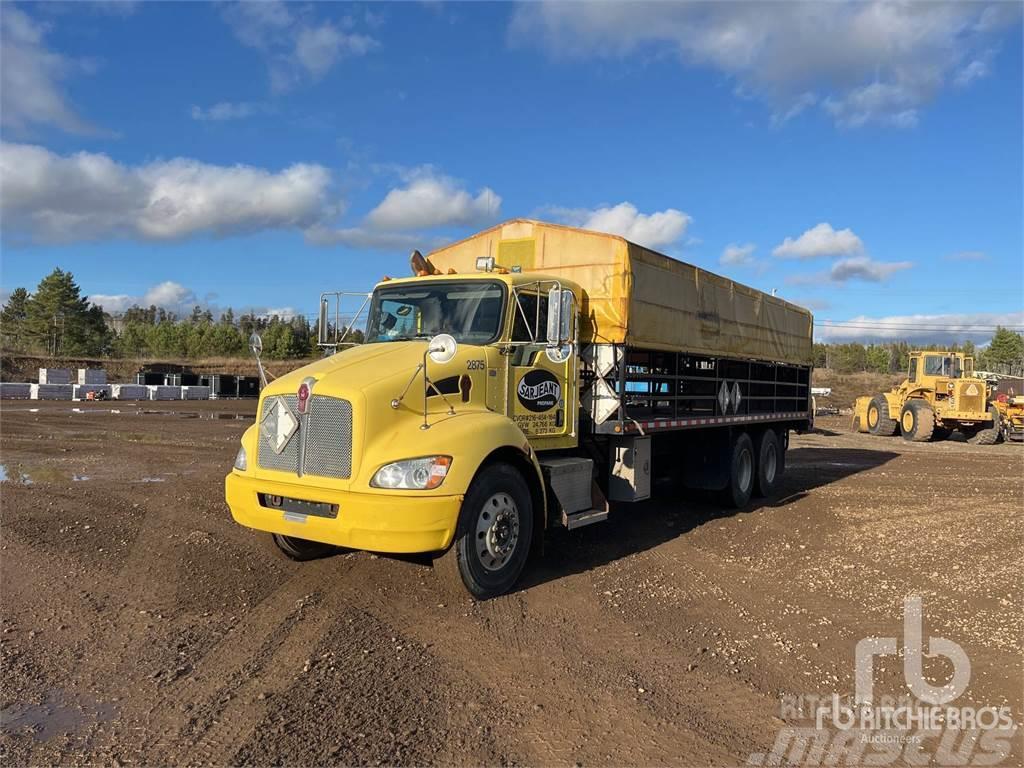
[1,287,31,349]
[25,269,111,355]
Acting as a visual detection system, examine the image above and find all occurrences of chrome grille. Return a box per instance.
[303,396,353,478]
[257,395,353,479]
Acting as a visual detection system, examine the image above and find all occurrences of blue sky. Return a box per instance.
[1,1,1022,343]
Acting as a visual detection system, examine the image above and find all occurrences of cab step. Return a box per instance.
[562,508,609,530]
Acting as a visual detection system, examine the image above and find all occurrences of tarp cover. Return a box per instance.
[428,219,814,365]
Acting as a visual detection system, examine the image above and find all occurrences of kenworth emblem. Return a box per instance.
[261,397,299,455]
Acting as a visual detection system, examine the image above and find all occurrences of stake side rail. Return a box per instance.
[583,344,812,435]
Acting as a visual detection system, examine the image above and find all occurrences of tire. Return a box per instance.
[932,427,952,442]
[966,406,1002,445]
[270,533,337,561]
[867,395,898,436]
[721,432,755,508]
[900,401,935,442]
[435,463,533,600]
[754,429,781,498]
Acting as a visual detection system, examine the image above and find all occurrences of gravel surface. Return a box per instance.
[1,402,1021,766]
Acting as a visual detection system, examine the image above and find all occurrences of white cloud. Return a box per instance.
[90,281,197,314]
[190,102,264,122]
[222,1,378,92]
[785,256,913,285]
[0,141,332,243]
[0,6,96,135]
[720,243,756,266]
[510,2,1020,128]
[828,256,912,283]
[817,311,1024,344]
[773,222,864,259]
[365,172,501,231]
[90,280,299,319]
[547,202,691,250]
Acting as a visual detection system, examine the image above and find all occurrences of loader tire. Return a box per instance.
[435,462,533,601]
[966,406,1002,445]
[867,395,898,436]
[900,401,935,442]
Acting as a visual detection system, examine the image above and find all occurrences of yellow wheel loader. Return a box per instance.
[853,351,1000,444]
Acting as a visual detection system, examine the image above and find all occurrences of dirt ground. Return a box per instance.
[0,401,1021,767]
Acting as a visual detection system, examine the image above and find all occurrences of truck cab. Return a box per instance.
[227,269,583,598]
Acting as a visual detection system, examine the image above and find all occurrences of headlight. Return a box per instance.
[371,456,451,490]
[233,445,247,471]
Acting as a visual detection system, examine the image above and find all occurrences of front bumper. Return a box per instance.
[225,471,462,553]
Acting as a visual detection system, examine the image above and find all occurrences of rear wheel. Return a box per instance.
[722,432,755,508]
[965,406,1002,445]
[900,401,935,442]
[867,396,898,436]
[270,533,337,561]
[754,429,781,498]
[435,463,533,600]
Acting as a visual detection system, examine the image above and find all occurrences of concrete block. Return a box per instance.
[77,368,107,385]
[111,384,149,400]
[0,382,32,399]
[30,384,74,400]
[38,368,72,384]
[73,384,112,401]
[147,385,181,401]
[181,386,211,400]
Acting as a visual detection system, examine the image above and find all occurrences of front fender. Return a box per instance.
[358,410,541,498]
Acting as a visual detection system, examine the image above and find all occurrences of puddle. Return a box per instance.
[0,463,89,484]
[137,477,166,483]
[0,690,116,742]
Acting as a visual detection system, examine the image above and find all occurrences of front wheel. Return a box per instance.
[270,533,337,561]
[435,463,534,600]
[965,406,1002,445]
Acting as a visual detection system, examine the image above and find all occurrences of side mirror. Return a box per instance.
[248,332,263,357]
[428,333,458,364]
[317,297,329,346]
[546,288,573,345]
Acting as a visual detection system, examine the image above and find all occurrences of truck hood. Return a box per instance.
[262,342,433,401]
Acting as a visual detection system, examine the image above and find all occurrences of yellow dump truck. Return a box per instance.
[226,220,814,598]
[853,351,1000,444]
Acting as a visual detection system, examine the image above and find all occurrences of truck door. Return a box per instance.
[507,285,578,446]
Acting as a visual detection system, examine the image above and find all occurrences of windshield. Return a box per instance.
[365,281,505,344]
[924,355,961,378]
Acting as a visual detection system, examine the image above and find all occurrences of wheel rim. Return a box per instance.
[868,407,878,428]
[475,493,520,572]
[763,444,777,484]
[902,411,914,432]
[737,448,753,492]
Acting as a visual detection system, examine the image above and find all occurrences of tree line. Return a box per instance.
[812,333,1024,376]
[2,269,1022,373]
[0,268,362,360]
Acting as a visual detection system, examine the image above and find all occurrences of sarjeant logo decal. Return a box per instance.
[517,370,561,412]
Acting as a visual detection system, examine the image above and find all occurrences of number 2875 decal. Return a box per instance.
[466,360,485,370]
